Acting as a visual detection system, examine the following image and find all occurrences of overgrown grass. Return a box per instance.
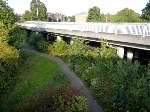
[0,51,69,112]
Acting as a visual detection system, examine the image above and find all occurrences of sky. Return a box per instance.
[7,0,149,16]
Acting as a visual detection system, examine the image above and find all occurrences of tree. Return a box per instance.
[141,1,150,21]
[0,0,17,28]
[30,0,39,20]
[0,0,17,42]
[15,14,22,22]
[68,16,75,22]
[87,6,103,22]
[0,0,27,47]
[22,0,47,21]
[23,10,33,21]
[38,2,47,20]
[113,8,141,22]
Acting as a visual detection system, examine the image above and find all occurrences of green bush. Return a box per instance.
[66,39,88,57]
[0,0,25,96]
[0,43,20,94]
[35,39,49,52]
[69,54,150,112]
[0,22,10,42]
[28,32,49,52]
[48,40,68,56]
[9,27,27,48]
[0,22,25,46]
[0,42,19,65]
[0,0,17,43]
[54,95,89,112]
[14,86,89,112]
[49,38,149,111]
[0,0,17,28]
[53,88,89,112]
[34,37,150,111]
[28,32,43,46]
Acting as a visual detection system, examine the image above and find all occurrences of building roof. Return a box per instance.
[75,12,88,16]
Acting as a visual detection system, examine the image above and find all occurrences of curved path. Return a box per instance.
[23,48,103,112]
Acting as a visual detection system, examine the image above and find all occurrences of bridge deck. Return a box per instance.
[18,21,150,50]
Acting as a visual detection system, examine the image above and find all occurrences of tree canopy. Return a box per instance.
[0,0,27,48]
[23,0,47,21]
[112,8,141,22]
[0,0,17,42]
[23,10,33,21]
[0,0,17,28]
[141,1,150,21]
[87,6,104,22]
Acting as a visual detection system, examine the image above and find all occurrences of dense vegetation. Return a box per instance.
[0,0,27,95]
[87,6,148,22]
[112,8,141,22]
[32,36,150,112]
[0,42,19,94]
[0,51,89,112]
[0,1,89,112]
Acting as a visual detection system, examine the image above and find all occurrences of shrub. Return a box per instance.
[66,39,88,57]
[99,41,116,58]
[35,39,49,52]
[0,23,25,47]
[110,60,150,112]
[0,0,17,43]
[48,40,68,56]
[0,42,19,65]
[0,0,17,28]
[0,43,19,94]
[0,0,24,96]
[28,32,42,46]
[9,27,27,48]
[53,95,89,112]
[0,22,10,42]
[53,87,89,112]
[70,56,150,112]
[28,32,49,52]
[31,36,150,111]
[14,86,89,112]
[54,39,149,112]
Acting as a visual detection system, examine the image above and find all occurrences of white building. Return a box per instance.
[75,12,88,22]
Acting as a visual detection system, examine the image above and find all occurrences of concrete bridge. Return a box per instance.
[18,21,150,60]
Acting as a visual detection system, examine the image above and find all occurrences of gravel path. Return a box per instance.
[23,48,103,112]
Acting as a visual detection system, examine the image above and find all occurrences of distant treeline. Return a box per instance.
[20,0,150,22]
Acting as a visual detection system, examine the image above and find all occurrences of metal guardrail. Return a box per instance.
[19,21,150,37]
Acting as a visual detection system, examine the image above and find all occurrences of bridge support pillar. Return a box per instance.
[57,36,62,41]
[127,49,133,60]
[70,40,74,45]
[117,47,124,58]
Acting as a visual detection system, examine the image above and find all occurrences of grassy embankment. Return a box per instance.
[0,51,68,112]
